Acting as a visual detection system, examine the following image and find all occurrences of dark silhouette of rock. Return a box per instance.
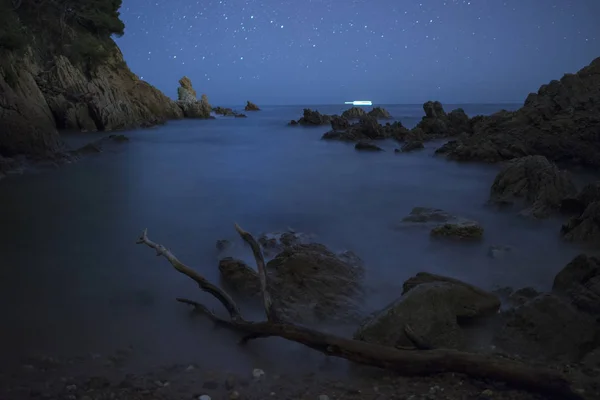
[400,140,424,152]
[354,273,500,350]
[553,254,600,315]
[355,142,383,151]
[341,107,367,119]
[289,119,298,125]
[244,101,260,111]
[560,182,600,244]
[294,108,333,125]
[367,107,392,119]
[176,77,211,118]
[411,101,472,138]
[488,155,576,218]
[439,57,600,167]
[213,106,246,118]
[330,115,350,130]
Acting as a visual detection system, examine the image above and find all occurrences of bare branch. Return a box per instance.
[136,229,243,321]
[234,223,280,322]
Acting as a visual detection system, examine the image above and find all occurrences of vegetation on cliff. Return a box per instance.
[0,0,125,71]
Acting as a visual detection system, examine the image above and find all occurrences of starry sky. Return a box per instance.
[115,0,599,106]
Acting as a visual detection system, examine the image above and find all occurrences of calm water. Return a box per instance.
[0,103,595,374]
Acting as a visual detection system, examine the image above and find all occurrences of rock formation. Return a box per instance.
[341,107,367,119]
[398,140,424,152]
[399,207,484,239]
[290,108,333,126]
[213,106,246,118]
[322,115,410,141]
[355,141,383,151]
[488,155,576,218]
[244,100,260,111]
[438,56,600,166]
[412,101,472,138]
[0,0,183,171]
[176,77,211,118]
[367,107,392,119]
[560,182,600,244]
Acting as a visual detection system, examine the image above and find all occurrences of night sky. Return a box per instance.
[115,0,599,105]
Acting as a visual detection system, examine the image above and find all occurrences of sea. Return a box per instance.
[0,103,596,375]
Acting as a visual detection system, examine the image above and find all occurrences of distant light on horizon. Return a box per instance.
[344,100,373,106]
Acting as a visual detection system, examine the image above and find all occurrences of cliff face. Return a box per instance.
[0,0,183,159]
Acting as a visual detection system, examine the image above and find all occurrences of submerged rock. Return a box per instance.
[355,142,383,152]
[244,101,260,111]
[355,273,500,350]
[399,140,424,152]
[219,242,365,324]
[400,207,483,239]
[489,155,576,218]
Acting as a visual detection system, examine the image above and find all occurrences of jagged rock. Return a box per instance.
[213,106,246,118]
[341,107,367,119]
[176,77,211,118]
[244,101,260,111]
[400,140,424,152]
[441,57,600,167]
[330,115,349,130]
[560,182,600,244]
[492,293,598,362]
[355,142,383,152]
[553,254,600,315]
[399,207,483,239]
[295,109,332,125]
[322,118,409,142]
[219,243,365,324]
[354,273,500,350]
[411,101,472,138]
[367,107,392,119]
[489,155,576,218]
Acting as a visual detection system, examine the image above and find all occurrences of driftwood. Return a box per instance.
[136,225,583,400]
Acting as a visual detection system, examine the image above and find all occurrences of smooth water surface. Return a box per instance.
[0,103,594,373]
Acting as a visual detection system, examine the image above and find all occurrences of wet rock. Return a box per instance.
[296,108,333,125]
[440,57,600,167]
[213,106,246,118]
[430,221,483,239]
[330,115,350,130]
[341,107,367,119]
[176,77,212,118]
[400,207,483,239]
[218,258,261,297]
[367,107,392,119]
[493,293,598,362]
[220,242,365,323]
[244,101,260,111]
[355,142,383,152]
[322,117,409,142]
[355,273,500,350]
[400,140,424,152]
[489,155,576,218]
[553,254,600,315]
[561,184,600,243]
[73,134,130,156]
[257,230,312,256]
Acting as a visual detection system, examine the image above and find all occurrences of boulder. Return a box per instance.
[492,293,598,362]
[355,142,383,152]
[367,107,392,119]
[354,273,500,350]
[176,77,211,118]
[489,155,576,218]
[400,207,483,239]
[553,254,600,315]
[330,115,350,131]
[560,181,600,215]
[219,242,366,324]
[341,107,367,119]
[296,109,332,126]
[440,57,600,167]
[218,257,261,296]
[244,101,260,111]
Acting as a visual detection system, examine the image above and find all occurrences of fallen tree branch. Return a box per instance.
[137,227,583,400]
[233,223,280,322]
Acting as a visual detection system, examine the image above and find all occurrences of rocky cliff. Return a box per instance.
[0,0,183,161]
